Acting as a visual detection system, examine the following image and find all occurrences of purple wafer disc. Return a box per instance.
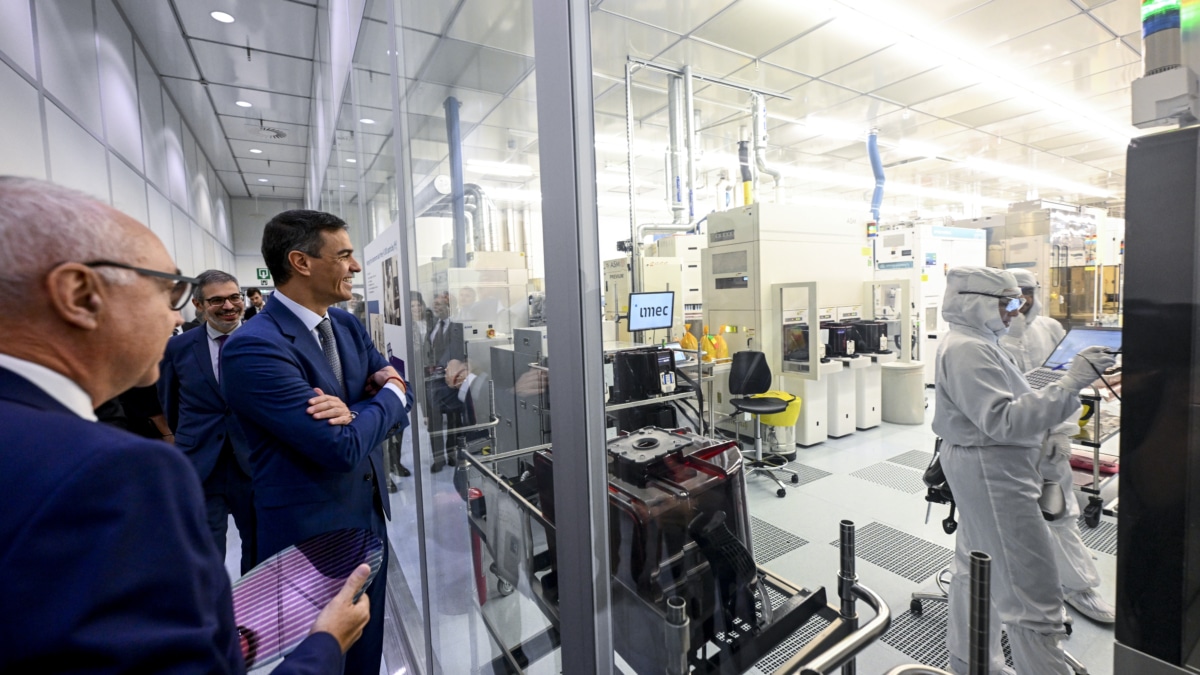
[232,528,383,668]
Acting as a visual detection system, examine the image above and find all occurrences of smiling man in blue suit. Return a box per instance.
[158,269,260,574]
[0,177,372,673]
[221,209,410,675]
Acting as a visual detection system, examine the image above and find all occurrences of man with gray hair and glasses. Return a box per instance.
[0,176,372,672]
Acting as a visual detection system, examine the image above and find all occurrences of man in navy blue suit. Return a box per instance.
[159,269,260,573]
[222,209,410,675]
[0,176,371,673]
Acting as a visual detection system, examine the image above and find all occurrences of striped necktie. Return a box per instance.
[316,317,345,395]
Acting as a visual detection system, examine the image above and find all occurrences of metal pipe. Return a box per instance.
[968,551,991,675]
[752,93,782,202]
[668,75,686,224]
[838,519,859,675]
[443,96,467,267]
[664,595,690,675]
[627,58,792,100]
[684,66,697,221]
[867,129,885,224]
[795,583,890,674]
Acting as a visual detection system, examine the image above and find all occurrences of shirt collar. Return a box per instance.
[0,353,98,421]
[273,290,326,333]
[205,320,240,341]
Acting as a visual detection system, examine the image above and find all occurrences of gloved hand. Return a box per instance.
[1007,312,1028,339]
[1047,432,1072,460]
[1060,346,1118,392]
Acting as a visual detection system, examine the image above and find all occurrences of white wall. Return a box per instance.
[229,196,303,289]
[0,0,234,277]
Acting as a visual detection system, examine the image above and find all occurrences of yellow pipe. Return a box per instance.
[743,181,753,205]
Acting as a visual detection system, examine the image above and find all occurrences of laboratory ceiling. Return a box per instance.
[116,0,1142,217]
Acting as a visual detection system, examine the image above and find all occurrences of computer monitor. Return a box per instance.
[1042,327,1122,369]
[627,291,675,332]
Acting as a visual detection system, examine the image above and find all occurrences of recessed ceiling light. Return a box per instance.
[359,118,375,125]
[235,100,252,108]
[345,158,357,163]
[248,148,263,154]
[210,11,235,23]
[339,184,347,188]
[257,178,269,183]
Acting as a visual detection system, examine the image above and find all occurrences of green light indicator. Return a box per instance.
[1143,0,1181,22]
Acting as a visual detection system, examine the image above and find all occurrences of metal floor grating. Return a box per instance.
[887,449,935,471]
[850,462,927,494]
[828,522,954,583]
[781,461,833,487]
[752,610,833,673]
[883,598,1013,670]
[1076,517,1118,556]
[751,516,809,564]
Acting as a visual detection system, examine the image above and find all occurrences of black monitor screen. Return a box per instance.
[627,291,675,332]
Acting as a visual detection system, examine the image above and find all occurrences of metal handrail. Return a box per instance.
[793,583,891,675]
[882,667,954,675]
[426,414,499,439]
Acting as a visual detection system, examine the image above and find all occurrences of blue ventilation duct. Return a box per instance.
[867,130,884,223]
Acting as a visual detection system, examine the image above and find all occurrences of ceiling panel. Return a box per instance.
[353,18,394,74]
[820,38,943,94]
[405,81,504,123]
[1060,62,1139,99]
[939,0,1081,50]
[220,115,309,147]
[976,109,1066,137]
[482,96,539,133]
[397,0,456,34]
[115,0,200,78]
[872,65,979,107]
[236,158,308,177]
[447,0,535,56]
[419,38,532,95]
[692,0,835,57]
[397,28,440,80]
[857,0,993,24]
[201,82,311,125]
[763,18,893,79]
[175,0,317,60]
[595,0,732,36]
[723,62,810,94]
[352,67,394,110]
[655,38,753,78]
[229,138,308,163]
[770,79,860,118]
[248,186,305,199]
[190,41,312,96]
[1088,0,1139,37]
[593,80,668,119]
[1022,39,1140,86]
[947,98,1044,128]
[987,14,1113,70]
[589,10,682,79]
[910,84,1012,119]
[814,96,902,126]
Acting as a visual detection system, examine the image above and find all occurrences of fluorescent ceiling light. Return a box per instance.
[465,159,533,178]
[210,11,235,23]
[257,178,269,183]
[359,118,376,125]
[339,184,347,188]
[235,100,252,108]
[345,158,357,163]
[248,148,263,154]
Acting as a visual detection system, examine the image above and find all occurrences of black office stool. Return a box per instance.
[728,351,800,498]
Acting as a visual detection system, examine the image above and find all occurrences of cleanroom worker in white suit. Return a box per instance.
[999,269,1115,624]
[933,267,1117,674]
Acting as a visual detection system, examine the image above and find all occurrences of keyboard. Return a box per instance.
[1025,368,1065,390]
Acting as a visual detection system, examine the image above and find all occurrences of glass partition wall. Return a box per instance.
[315,0,613,672]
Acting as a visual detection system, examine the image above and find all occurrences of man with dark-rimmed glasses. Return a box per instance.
[0,176,372,673]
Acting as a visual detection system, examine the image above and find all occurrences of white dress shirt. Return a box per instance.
[205,321,240,383]
[273,290,406,405]
[0,354,97,421]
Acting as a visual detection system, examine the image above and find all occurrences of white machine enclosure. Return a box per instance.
[703,204,869,447]
[873,223,987,385]
[603,255,685,344]
[418,256,531,334]
[649,233,706,325]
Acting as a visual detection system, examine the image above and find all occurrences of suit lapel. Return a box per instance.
[188,328,222,397]
[262,297,343,398]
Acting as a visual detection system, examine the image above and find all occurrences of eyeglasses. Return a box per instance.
[204,293,244,308]
[83,261,198,311]
[958,291,1026,313]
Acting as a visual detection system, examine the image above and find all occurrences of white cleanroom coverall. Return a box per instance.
[932,266,1115,674]
[999,269,1107,614]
